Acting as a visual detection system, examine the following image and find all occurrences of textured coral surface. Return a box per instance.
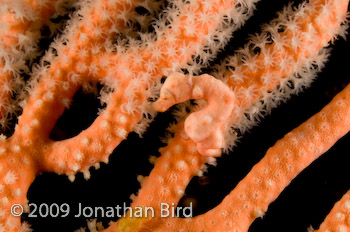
[0,0,349,231]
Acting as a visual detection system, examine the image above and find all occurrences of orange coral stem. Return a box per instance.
[0,0,70,121]
[137,82,350,232]
[224,0,349,114]
[316,190,350,232]
[105,0,350,230]
[22,0,243,175]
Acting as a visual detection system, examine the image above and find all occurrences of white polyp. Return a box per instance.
[72,164,80,172]
[106,146,114,154]
[175,145,182,153]
[164,151,171,157]
[149,156,158,164]
[129,193,136,201]
[266,180,274,188]
[118,115,127,124]
[0,135,6,141]
[169,173,178,182]
[44,91,54,100]
[101,120,109,128]
[163,162,169,169]
[56,69,63,77]
[93,163,100,170]
[176,189,184,196]
[31,119,39,126]
[62,98,71,108]
[14,188,22,197]
[335,212,344,220]
[307,226,315,232]
[338,225,347,232]
[104,110,111,118]
[81,137,89,145]
[207,157,217,166]
[58,161,66,169]
[83,170,91,180]
[117,128,127,138]
[344,200,350,210]
[221,210,228,217]
[75,152,83,161]
[22,126,31,134]
[68,175,75,182]
[1,197,9,205]
[176,160,187,170]
[254,209,265,218]
[137,175,145,184]
[189,158,196,165]
[195,169,204,177]
[13,145,21,152]
[35,99,43,108]
[93,142,102,152]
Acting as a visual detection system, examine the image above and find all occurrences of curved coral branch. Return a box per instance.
[165,82,350,231]
[105,0,349,231]
[0,0,259,231]
[105,80,350,231]
[31,0,258,176]
[129,81,350,232]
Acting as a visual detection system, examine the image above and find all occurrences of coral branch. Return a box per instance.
[105,0,350,231]
[103,121,205,231]
[140,81,350,232]
[26,0,257,176]
[0,0,259,230]
[218,0,349,141]
[316,190,350,232]
[0,0,72,126]
[0,0,348,231]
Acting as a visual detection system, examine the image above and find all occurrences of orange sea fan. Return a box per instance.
[0,0,349,231]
